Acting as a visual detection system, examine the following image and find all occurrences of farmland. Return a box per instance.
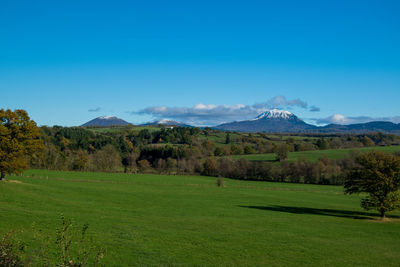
[1,170,399,266]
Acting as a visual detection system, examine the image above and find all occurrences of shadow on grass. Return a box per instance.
[239,205,400,220]
[252,159,278,163]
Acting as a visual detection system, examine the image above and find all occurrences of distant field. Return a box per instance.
[198,132,317,147]
[1,170,399,266]
[231,145,400,162]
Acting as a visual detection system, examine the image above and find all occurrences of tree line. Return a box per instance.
[24,124,399,186]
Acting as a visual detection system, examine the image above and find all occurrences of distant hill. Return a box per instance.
[314,121,400,134]
[141,119,192,127]
[81,116,131,127]
[215,109,316,133]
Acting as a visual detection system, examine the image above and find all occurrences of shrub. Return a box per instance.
[55,215,104,266]
[0,231,24,267]
[0,216,104,266]
[217,176,225,187]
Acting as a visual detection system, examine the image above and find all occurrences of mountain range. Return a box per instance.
[215,109,400,134]
[81,110,400,134]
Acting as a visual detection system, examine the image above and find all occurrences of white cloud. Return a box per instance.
[88,107,101,112]
[315,114,400,125]
[330,114,350,124]
[133,103,260,126]
[193,103,217,110]
[253,96,310,110]
[154,106,167,112]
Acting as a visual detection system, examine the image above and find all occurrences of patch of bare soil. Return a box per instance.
[7,180,23,184]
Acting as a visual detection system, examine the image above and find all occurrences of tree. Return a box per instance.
[316,138,329,150]
[137,159,151,172]
[361,136,375,147]
[202,157,218,176]
[0,109,43,180]
[90,144,121,172]
[275,144,289,162]
[71,149,89,171]
[344,151,400,219]
[122,151,139,173]
[225,133,231,144]
[230,144,244,155]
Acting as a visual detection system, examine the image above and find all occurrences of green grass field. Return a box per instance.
[198,132,317,147]
[1,170,399,266]
[231,145,400,162]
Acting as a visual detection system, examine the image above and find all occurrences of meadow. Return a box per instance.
[1,170,399,266]
[231,145,400,162]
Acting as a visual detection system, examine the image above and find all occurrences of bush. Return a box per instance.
[55,215,104,266]
[0,231,24,267]
[0,216,104,266]
[217,176,225,187]
[138,159,152,172]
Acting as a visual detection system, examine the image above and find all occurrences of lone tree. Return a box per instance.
[0,109,43,180]
[275,144,289,162]
[225,133,231,144]
[344,151,400,219]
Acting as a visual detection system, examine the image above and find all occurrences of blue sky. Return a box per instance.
[1,0,400,126]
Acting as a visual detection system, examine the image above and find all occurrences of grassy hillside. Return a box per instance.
[231,145,400,162]
[1,170,399,266]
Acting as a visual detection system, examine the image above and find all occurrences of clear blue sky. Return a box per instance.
[1,0,400,126]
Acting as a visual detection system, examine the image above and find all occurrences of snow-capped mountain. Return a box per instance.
[215,109,316,132]
[81,116,131,127]
[254,109,295,120]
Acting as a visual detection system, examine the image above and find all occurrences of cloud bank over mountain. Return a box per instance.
[130,95,399,127]
[131,96,316,125]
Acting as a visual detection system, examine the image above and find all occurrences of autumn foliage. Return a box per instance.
[0,109,43,180]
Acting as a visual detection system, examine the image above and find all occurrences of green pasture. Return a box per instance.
[231,145,400,162]
[1,170,399,266]
[199,132,316,146]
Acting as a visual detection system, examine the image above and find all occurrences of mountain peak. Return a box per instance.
[255,109,294,120]
[215,109,314,132]
[156,119,176,124]
[81,116,131,127]
[99,116,117,120]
